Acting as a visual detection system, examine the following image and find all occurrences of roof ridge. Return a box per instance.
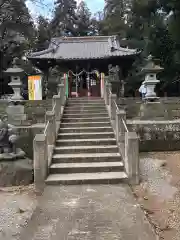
[118,46,138,52]
[28,35,140,60]
[53,35,117,39]
[30,48,54,57]
[51,35,118,43]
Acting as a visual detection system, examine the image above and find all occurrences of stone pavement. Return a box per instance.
[18,184,157,240]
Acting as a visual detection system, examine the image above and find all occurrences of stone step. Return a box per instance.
[67,99,104,104]
[68,97,103,101]
[62,117,110,123]
[63,112,108,118]
[54,145,119,154]
[60,122,111,127]
[57,132,115,139]
[52,152,121,163]
[56,138,117,146]
[64,108,107,113]
[66,103,104,106]
[66,102,105,106]
[46,172,128,185]
[65,106,106,111]
[50,162,124,174]
[59,126,113,133]
[66,105,106,110]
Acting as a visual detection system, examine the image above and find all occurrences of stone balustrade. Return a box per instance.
[33,82,66,192]
[33,134,48,192]
[104,77,140,185]
[45,111,56,146]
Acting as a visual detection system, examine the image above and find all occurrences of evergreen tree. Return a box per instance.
[101,0,129,37]
[35,15,51,51]
[0,0,33,48]
[75,1,100,36]
[0,0,34,96]
[100,0,180,95]
[50,0,77,37]
[76,1,93,36]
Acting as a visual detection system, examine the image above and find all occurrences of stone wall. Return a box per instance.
[128,120,180,152]
[0,101,8,116]
[0,100,52,158]
[0,100,52,124]
[117,98,180,119]
[15,124,45,159]
[23,100,52,123]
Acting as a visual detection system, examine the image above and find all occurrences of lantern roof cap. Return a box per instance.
[141,55,164,74]
[3,58,24,76]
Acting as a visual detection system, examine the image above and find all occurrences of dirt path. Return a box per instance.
[17,184,157,240]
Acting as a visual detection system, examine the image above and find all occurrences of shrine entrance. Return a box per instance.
[67,70,102,98]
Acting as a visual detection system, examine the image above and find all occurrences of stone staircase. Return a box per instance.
[46,97,127,185]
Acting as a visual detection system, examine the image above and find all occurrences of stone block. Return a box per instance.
[6,105,25,115]
[0,158,33,187]
[8,114,26,121]
[6,105,27,125]
[138,101,166,120]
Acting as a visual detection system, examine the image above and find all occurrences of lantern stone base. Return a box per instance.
[139,101,167,120]
[0,148,26,161]
[144,96,160,102]
[144,80,160,101]
[6,104,27,126]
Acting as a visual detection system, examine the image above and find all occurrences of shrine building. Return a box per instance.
[28,35,139,97]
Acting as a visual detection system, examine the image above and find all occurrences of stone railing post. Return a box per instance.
[59,83,66,106]
[119,109,126,142]
[106,83,111,106]
[53,95,61,120]
[125,132,139,185]
[115,110,121,143]
[60,76,64,84]
[110,94,117,120]
[45,110,56,145]
[33,134,48,192]
[57,83,61,95]
[104,76,109,104]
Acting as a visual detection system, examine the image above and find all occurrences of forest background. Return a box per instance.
[1,0,180,96]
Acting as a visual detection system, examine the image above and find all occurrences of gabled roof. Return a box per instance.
[29,35,139,61]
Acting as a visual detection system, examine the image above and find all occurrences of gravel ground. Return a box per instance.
[133,151,180,240]
[0,184,37,240]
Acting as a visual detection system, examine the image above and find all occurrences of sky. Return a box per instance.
[27,0,104,20]
[80,0,104,13]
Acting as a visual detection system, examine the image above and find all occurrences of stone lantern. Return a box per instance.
[139,56,166,120]
[3,57,24,100]
[3,58,27,125]
[141,55,164,101]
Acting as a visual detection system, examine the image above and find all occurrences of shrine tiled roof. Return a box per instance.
[28,35,139,61]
